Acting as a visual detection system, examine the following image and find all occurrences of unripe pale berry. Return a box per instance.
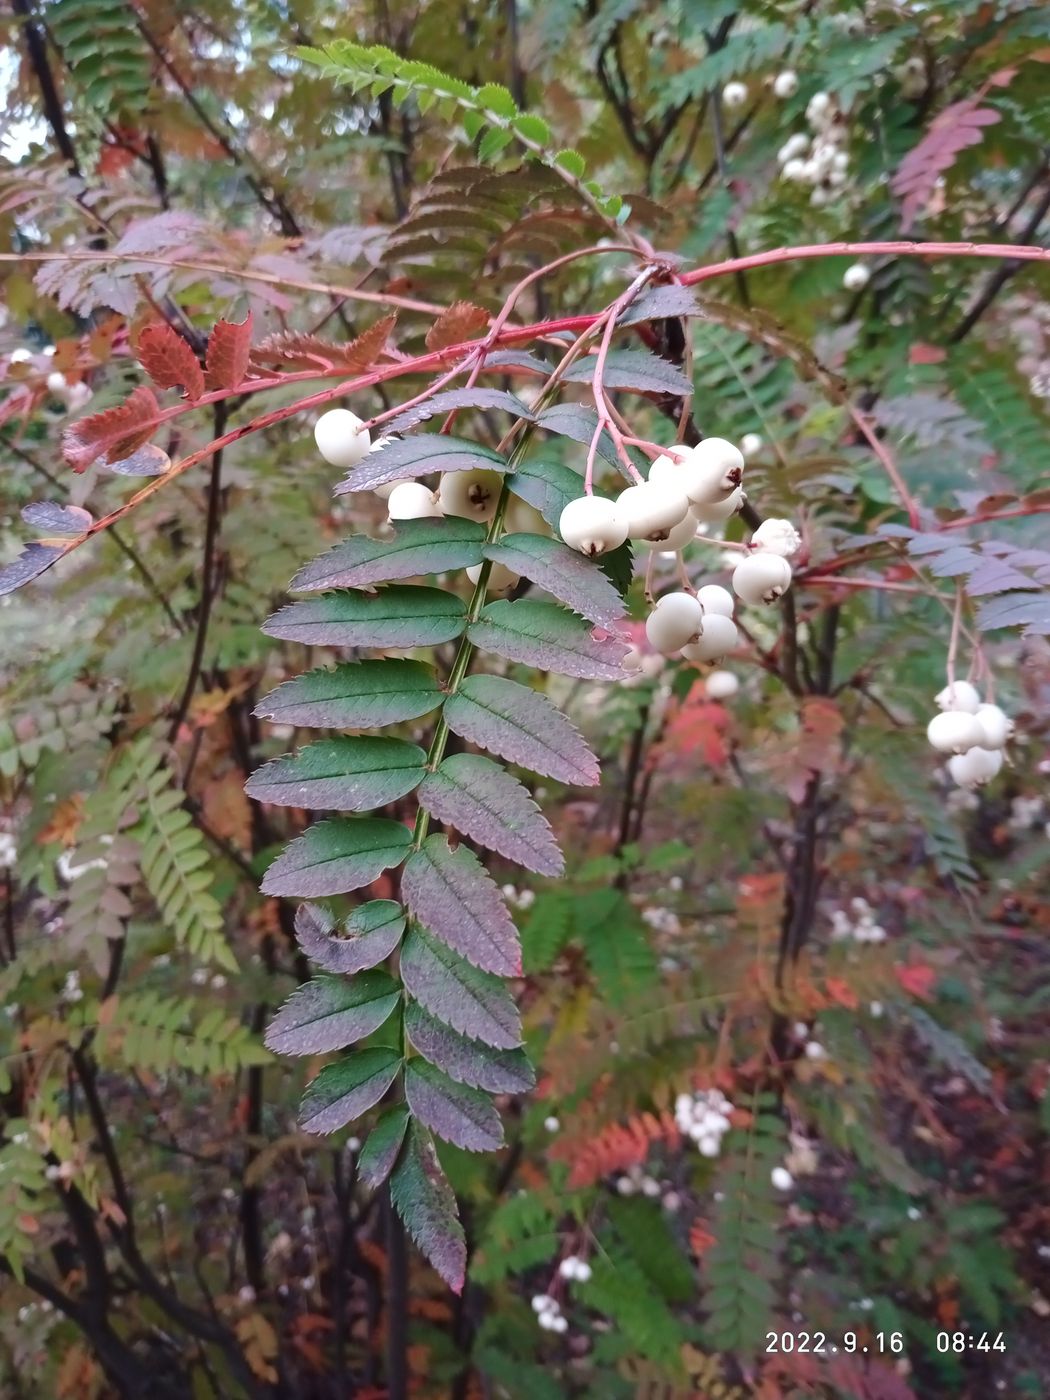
[732,552,792,604]
[974,702,1013,750]
[646,448,691,487]
[616,481,691,541]
[843,262,871,292]
[681,615,739,662]
[680,438,746,505]
[314,408,371,468]
[773,70,799,99]
[387,482,442,520]
[723,81,748,109]
[740,432,763,459]
[374,477,412,500]
[751,518,801,558]
[806,91,833,127]
[558,495,628,556]
[782,158,809,182]
[696,584,735,617]
[641,510,698,552]
[645,591,704,653]
[438,468,502,522]
[810,186,830,208]
[777,133,810,165]
[692,485,747,526]
[926,710,985,754]
[467,561,520,597]
[935,680,981,714]
[46,371,66,393]
[948,746,1003,788]
[771,1166,794,1191]
[622,644,644,674]
[705,669,739,699]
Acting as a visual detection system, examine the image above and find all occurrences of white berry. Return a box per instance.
[806,92,833,127]
[467,561,520,597]
[616,481,691,541]
[645,592,704,653]
[439,468,502,522]
[934,680,981,714]
[771,1166,794,1191]
[387,482,442,520]
[948,746,1003,788]
[973,703,1013,750]
[843,263,871,292]
[691,485,746,524]
[642,510,698,552]
[773,70,799,99]
[705,669,739,699]
[732,553,792,604]
[777,133,809,165]
[680,438,745,505]
[558,495,628,556]
[740,432,763,459]
[696,584,735,617]
[926,711,985,754]
[782,158,809,182]
[723,81,748,109]
[46,371,67,393]
[314,408,371,468]
[751,518,801,558]
[681,615,738,663]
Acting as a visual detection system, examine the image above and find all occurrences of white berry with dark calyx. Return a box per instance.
[843,263,871,292]
[751,518,801,558]
[773,70,799,99]
[723,81,748,109]
[948,746,1003,788]
[374,477,411,500]
[467,561,519,597]
[935,680,981,714]
[681,615,738,662]
[732,552,792,604]
[616,481,691,541]
[705,669,739,699]
[387,482,442,520]
[314,408,371,467]
[558,495,628,556]
[973,703,1013,750]
[642,510,698,551]
[926,711,985,755]
[645,591,704,653]
[696,584,735,617]
[439,468,502,522]
[680,438,745,504]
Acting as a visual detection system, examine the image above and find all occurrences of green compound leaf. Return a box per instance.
[334,434,507,495]
[290,517,487,593]
[254,660,445,730]
[401,835,521,977]
[400,927,522,1049]
[390,1120,467,1293]
[468,599,630,681]
[405,1002,535,1094]
[506,459,585,530]
[358,1104,410,1189]
[485,532,627,627]
[261,819,412,898]
[417,753,562,876]
[535,404,623,468]
[444,675,599,786]
[561,347,692,397]
[246,737,426,811]
[294,901,406,975]
[404,1058,504,1152]
[265,972,400,1055]
[261,586,467,649]
[298,1046,401,1136]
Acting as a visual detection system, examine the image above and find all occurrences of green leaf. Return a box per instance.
[469,599,629,680]
[298,1047,401,1135]
[390,1121,467,1293]
[562,348,692,397]
[512,113,551,144]
[294,901,406,975]
[554,148,586,178]
[478,126,514,162]
[485,532,626,627]
[404,1059,503,1151]
[506,458,585,529]
[405,1002,535,1094]
[401,835,521,976]
[254,660,445,730]
[334,435,506,495]
[417,753,562,876]
[475,82,517,118]
[265,972,400,1055]
[535,405,624,469]
[444,675,599,786]
[261,819,413,897]
[246,737,426,811]
[289,517,487,592]
[261,586,467,649]
[358,1105,410,1189]
[400,928,522,1049]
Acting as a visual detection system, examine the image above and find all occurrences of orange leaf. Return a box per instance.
[895,961,936,1000]
[62,385,160,472]
[252,314,395,374]
[426,301,489,352]
[136,322,205,400]
[205,312,253,391]
[825,976,859,1010]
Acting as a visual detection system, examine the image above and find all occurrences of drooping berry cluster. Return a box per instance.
[925,681,1013,789]
[776,91,850,206]
[674,1087,734,1158]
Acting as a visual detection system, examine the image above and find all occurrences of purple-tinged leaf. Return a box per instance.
[386,387,535,434]
[400,928,522,1049]
[444,675,600,786]
[535,404,622,467]
[106,443,172,476]
[246,737,426,811]
[617,285,702,326]
[261,586,467,649]
[358,1105,410,1189]
[482,348,551,375]
[486,532,626,627]
[469,599,630,681]
[294,900,405,974]
[390,1121,467,1293]
[977,592,1050,635]
[402,835,521,977]
[562,348,692,396]
[334,434,507,495]
[298,1047,401,1136]
[290,517,487,593]
[0,542,64,596]
[405,1059,503,1152]
[254,660,444,729]
[405,1002,535,1094]
[417,754,562,876]
[265,972,400,1056]
[261,819,412,897]
[21,502,93,535]
[506,459,586,529]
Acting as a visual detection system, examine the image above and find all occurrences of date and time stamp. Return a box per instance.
[764,1330,1007,1356]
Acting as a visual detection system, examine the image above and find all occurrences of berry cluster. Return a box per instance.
[925,681,1013,788]
[674,1087,734,1158]
[530,1293,568,1333]
[829,896,887,945]
[776,91,850,206]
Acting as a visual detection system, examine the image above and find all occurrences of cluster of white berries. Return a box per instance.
[829,896,887,945]
[674,1087,734,1157]
[60,970,83,1004]
[777,92,850,206]
[531,1293,569,1333]
[6,347,93,413]
[501,883,536,911]
[615,1162,662,1196]
[925,681,1013,788]
[558,1254,592,1283]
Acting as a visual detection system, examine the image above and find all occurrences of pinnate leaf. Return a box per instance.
[617,285,703,326]
[390,1121,467,1293]
[402,835,521,976]
[136,322,204,400]
[535,404,622,468]
[561,348,691,397]
[425,301,489,351]
[265,972,400,1055]
[204,312,253,390]
[358,1105,410,1189]
[400,928,522,1049]
[892,95,1003,230]
[261,818,412,897]
[246,737,426,810]
[62,385,160,472]
[0,542,65,597]
[298,1047,401,1135]
[294,900,406,974]
[334,434,506,495]
[485,532,626,627]
[506,458,585,529]
[417,753,562,876]
[254,660,444,729]
[386,387,535,434]
[21,502,92,535]
[261,585,467,649]
[444,675,599,786]
[252,313,395,373]
[405,1002,535,1094]
[405,1059,503,1152]
[290,518,486,593]
[469,598,630,680]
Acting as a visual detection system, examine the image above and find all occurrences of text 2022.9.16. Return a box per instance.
[765,1333,906,1354]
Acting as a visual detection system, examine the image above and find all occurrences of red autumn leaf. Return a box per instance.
[895,961,936,1001]
[656,682,732,768]
[909,342,946,365]
[825,976,859,1010]
[62,386,161,473]
[136,321,205,400]
[251,314,396,374]
[425,301,489,352]
[204,311,253,391]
